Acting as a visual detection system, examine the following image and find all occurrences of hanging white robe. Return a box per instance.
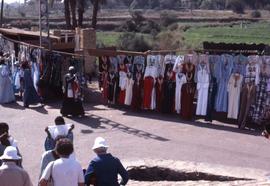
[124,78,134,105]
[227,73,243,119]
[175,73,187,114]
[196,65,210,116]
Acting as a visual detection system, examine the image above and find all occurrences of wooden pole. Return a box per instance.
[0,0,4,28]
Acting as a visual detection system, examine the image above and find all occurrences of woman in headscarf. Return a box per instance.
[0,58,15,104]
[22,62,41,107]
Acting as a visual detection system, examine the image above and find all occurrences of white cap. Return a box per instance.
[0,146,21,160]
[68,66,75,71]
[92,137,109,150]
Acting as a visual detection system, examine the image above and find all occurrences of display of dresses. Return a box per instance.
[155,76,164,112]
[118,63,127,105]
[124,73,134,106]
[162,67,175,113]
[0,63,15,104]
[227,73,243,119]
[131,72,143,111]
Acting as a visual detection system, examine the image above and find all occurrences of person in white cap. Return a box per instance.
[60,66,84,117]
[84,137,129,186]
[0,146,33,186]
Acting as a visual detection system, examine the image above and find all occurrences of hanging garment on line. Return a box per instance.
[124,77,134,106]
[233,54,247,75]
[181,62,196,120]
[205,55,219,122]
[196,63,210,116]
[227,73,243,119]
[0,64,15,104]
[131,72,143,111]
[118,70,127,105]
[246,56,261,85]
[215,54,234,112]
[252,73,269,123]
[155,76,164,112]
[175,73,186,114]
[101,72,109,104]
[108,72,118,104]
[238,83,256,129]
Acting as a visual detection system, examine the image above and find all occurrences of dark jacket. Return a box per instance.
[85,153,129,186]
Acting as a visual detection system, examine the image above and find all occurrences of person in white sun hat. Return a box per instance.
[0,146,33,186]
[84,137,129,186]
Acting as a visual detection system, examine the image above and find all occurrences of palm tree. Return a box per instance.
[90,0,107,29]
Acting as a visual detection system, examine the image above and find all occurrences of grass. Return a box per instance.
[96,31,152,47]
[183,21,270,49]
[96,21,270,50]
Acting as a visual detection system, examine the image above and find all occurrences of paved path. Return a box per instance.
[1,100,270,185]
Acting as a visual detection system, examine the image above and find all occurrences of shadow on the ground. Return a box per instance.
[0,101,25,110]
[119,107,261,137]
[69,114,170,142]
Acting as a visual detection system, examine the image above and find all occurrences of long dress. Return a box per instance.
[196,64,210,116]
[238,83,256,129]
[131,74,143,111]
[143,76,154,109]
[60,73,84,116]
[118,71,127,105]
[227,73,243,119]
[124,77,134,106]
[0,64,15,104]
[175,73,186,114]
[215,54,234,112]
[23,69,41,107]
[155,77,164,112]
[181,62,196,120]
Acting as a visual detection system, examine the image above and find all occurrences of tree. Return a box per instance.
[90,0,107,29]
[0,0,3,28]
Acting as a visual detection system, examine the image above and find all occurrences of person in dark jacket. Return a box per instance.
[84,137,129,186]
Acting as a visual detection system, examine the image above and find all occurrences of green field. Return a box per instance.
[183,21,270,49]
[97,21,270,50]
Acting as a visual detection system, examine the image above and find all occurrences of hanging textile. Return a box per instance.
[227,73,243,119]
[215,54,234,112]
[0,63,15,104]
[181,60,196,120]
[155,76,164,112]
[233,54,247,75]
[124,73,134,106]
[118,57,127,105]
[238,83,256,129]
[173,55,186,114]
[131,72,143,110]
[205,55,219,122]
[245,56,261,85]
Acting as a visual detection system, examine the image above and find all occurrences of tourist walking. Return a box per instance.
[84,137,129,186]
[39,138,84,186]
[0,146,33,186]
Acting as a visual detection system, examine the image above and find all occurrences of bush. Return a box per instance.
[160,12,178,27]
[168,23,178,31]
[250,10,261,18]
[226,0,245,14]
[117,32,152,52]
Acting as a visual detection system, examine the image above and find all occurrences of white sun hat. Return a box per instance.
[92,137,109,150]
[0,146,21,160]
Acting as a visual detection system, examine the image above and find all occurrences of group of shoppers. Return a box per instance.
[0,118,129,186]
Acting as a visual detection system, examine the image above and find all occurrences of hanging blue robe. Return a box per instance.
[0,64,15,104]
[215,54,234,112]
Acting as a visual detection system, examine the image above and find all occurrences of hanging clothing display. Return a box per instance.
[175,73,186,114]
[252,61,270,123]
[196,59,210,116]
[227,73,243,119]
[245,56,260,85]
[0,63,15,104]
[101,72,109,104]
[181,61,196,120]
[162,68,175,113]
[238,83,256,129]
[233,54,247,75]
[215,54,234,112]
